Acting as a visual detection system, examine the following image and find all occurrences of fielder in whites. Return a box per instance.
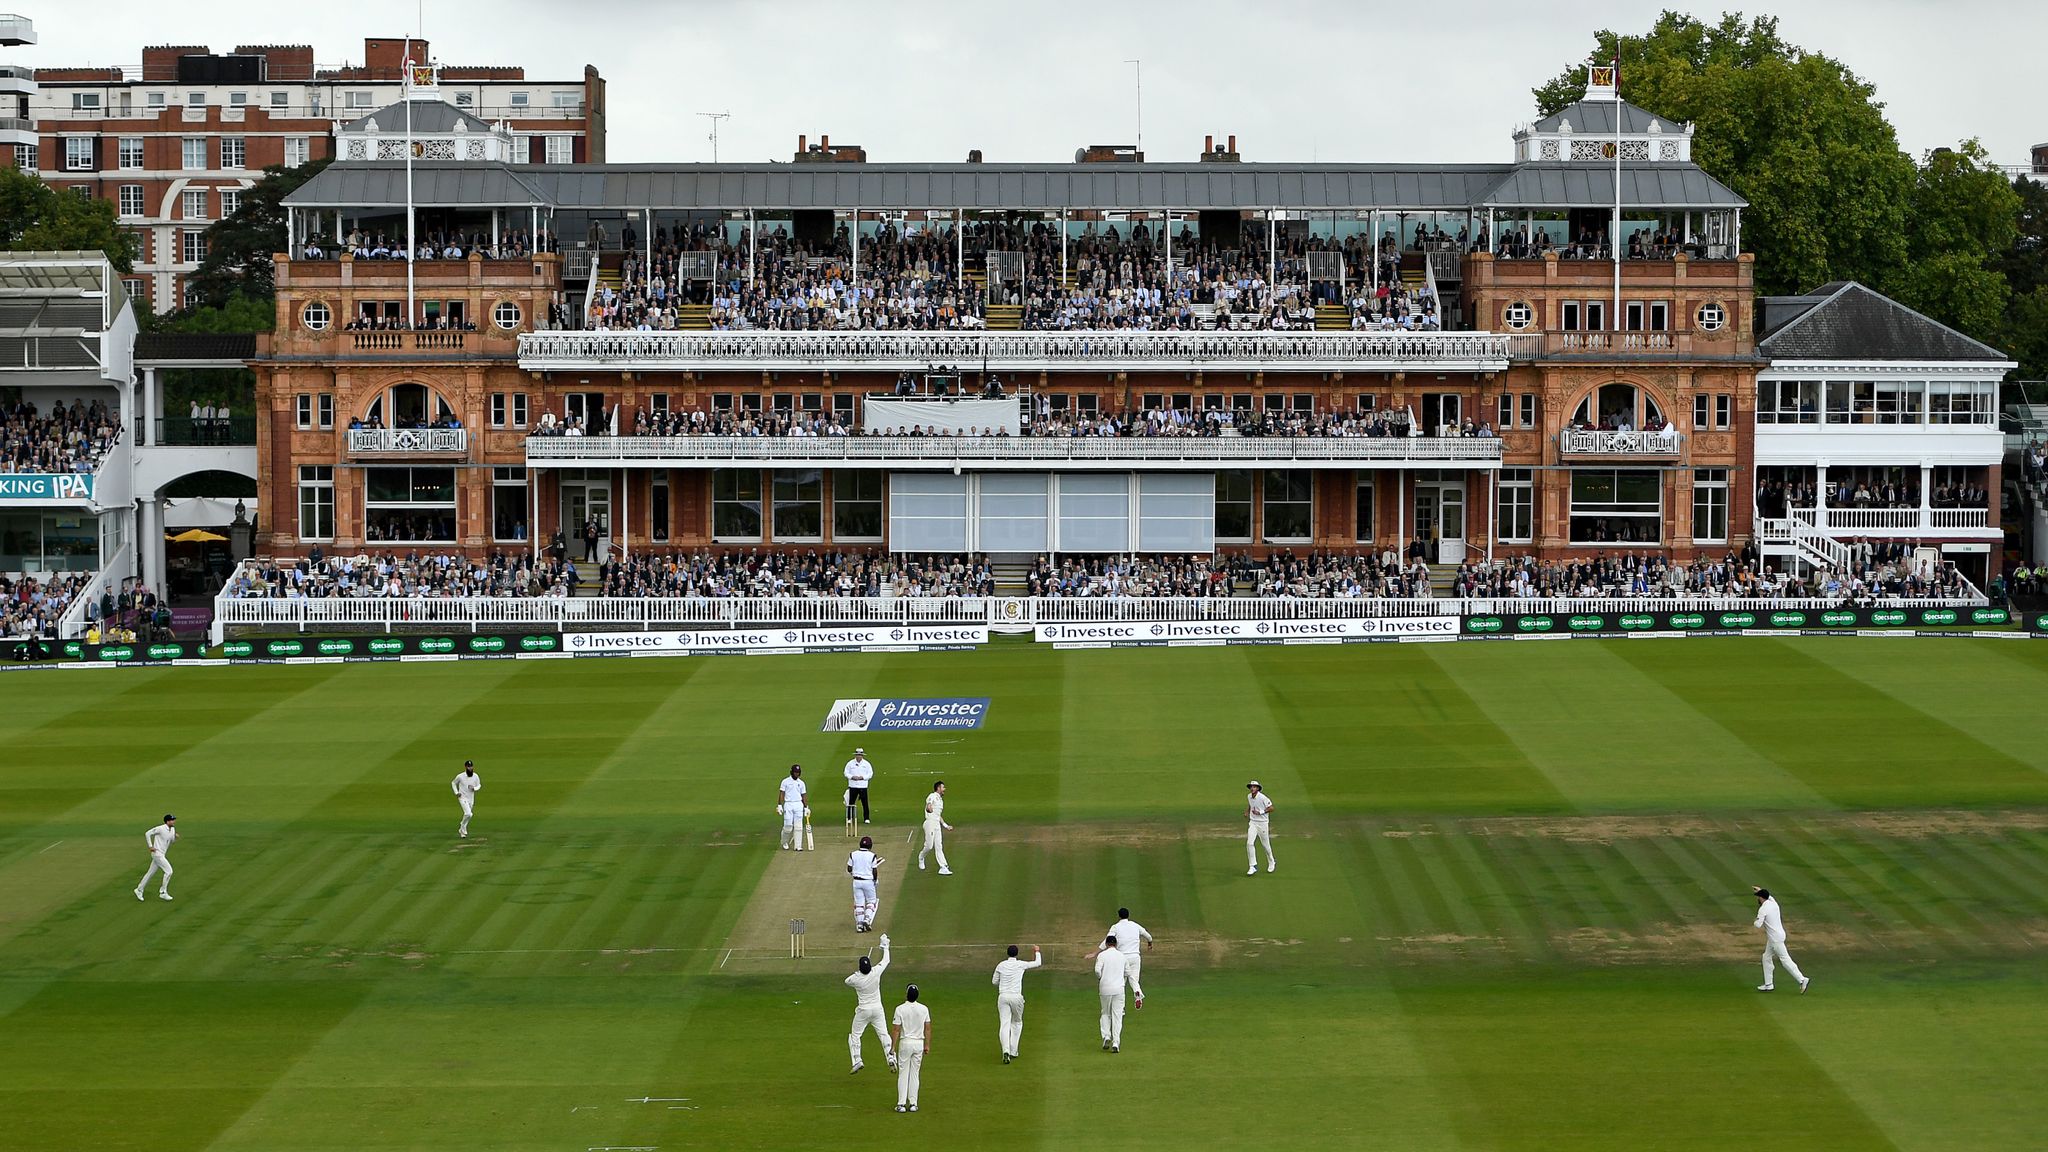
[1105,908,1154,1008]
[1246,780,1276,874]
[134,813,177,901]
[845,934,896,1073]
[991,944,1042,1063]
[891,984,931,1112]
[778,764,810,851]
[917,781,952,875]
[1752,887,1811,993]
[451,761,482,838]
[1092,934,1128,1051]
[848,835,884,932]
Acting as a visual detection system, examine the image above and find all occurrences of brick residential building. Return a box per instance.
[27,37,604,312]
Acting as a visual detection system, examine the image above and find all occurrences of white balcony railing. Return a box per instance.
[1559,429,1682,455]
[518,329,1516,372]
[1786,506,1991,533]
[523,434,1506,468]
[347,428,469,455]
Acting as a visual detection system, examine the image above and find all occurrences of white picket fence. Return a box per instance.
[212,589,1987,639]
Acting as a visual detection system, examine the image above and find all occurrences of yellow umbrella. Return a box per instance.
[166,528,228,543]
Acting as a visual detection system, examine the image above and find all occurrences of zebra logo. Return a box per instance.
[822,699,877,732]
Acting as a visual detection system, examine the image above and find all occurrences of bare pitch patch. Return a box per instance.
[721,840,908,971]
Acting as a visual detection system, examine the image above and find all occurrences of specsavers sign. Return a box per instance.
[0,474,95,501]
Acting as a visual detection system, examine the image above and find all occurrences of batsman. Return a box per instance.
[848,835,884,932]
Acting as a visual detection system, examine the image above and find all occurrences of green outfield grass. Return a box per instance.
[3,636,2046,1151]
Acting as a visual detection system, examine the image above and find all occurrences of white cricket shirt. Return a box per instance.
[924,791,945,825]
[452,772,481,798]
[892,1000,931,1044]
[1093,947,1128,994]
[145,822,177,855]
[844,757,873,788]
[1247,792,1274,823]
[780,777,808,806]
[1754,897,1787,942]
[848,849,878,881]
[992,954,1041,998]
[1109,918,1152,954]
[844,948,890,1008]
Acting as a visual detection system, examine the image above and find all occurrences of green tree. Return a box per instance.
[179,156,331,319]
[1534,12,1914,297]
[1892,141,2019,344]
[0,167,135,271]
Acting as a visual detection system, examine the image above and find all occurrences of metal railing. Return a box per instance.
[214,588,1986,634]
[518,329,1517,371]
[57,548,125,639]
[1559,429,1682,455]
[523,434,1506,466]
[153,415,256,447]
[347,428,468,454]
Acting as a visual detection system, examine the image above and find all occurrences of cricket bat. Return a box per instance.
[804,808,815,851]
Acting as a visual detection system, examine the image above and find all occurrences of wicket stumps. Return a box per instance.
[789,918,806,959]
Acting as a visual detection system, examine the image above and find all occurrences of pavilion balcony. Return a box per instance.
[348,428,469,457]
[1558,428,1682,457]
[515,329,1515,373]
[522,433,1505,471]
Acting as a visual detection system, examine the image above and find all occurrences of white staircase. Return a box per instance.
[1757,511,1853,574]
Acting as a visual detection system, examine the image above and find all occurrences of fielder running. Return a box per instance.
[918,780,952,875]
[891,985,931,1113]
[1752,886,1811,994]
[1092,934,1127,1052]
[1105,908,1154,1008]
[845,934,896,1073]
[133,813,177,901]
[451,761,482,838]
[991,944,1042,1063]
[848,836,884,932]
[778,764,809,851]
[1246,780,1276,874]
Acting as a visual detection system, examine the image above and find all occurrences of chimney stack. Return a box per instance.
[798,134,807,153]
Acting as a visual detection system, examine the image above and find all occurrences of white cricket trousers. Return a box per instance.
[1123,952,1144,1001]
[849,1004,892,1066]
[458,796,474,835]
[1761,937,1805,988]
[918,821,948,870]
[997,994,1025,1057]
[1247,820,1274,869]
[781,803,806,850]
[852,879,878,927]
[1098,989,1125,1047]
[136,851,173,895]
[896,1040,925,1107]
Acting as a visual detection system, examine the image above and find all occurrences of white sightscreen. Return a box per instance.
[1055,473,1131,553]
[1137,472,1216,552]
[888,472,969,553]
[976,472,1049,553]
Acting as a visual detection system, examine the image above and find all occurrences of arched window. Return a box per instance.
[1571,383,1661,431]
[359,382,457,430]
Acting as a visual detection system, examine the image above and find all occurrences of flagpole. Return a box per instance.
[404,37,417,328]
[1611,55,1621,337]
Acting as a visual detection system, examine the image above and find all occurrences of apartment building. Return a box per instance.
[28,37,604,312]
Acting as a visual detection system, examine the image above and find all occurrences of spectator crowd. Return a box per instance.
[1,400,123,475]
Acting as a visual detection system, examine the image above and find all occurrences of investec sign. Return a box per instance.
[0,474,95,502]
[564,625,988,653]
[1034,617,1459,642]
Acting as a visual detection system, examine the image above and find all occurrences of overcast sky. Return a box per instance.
[18,0,2045,168]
